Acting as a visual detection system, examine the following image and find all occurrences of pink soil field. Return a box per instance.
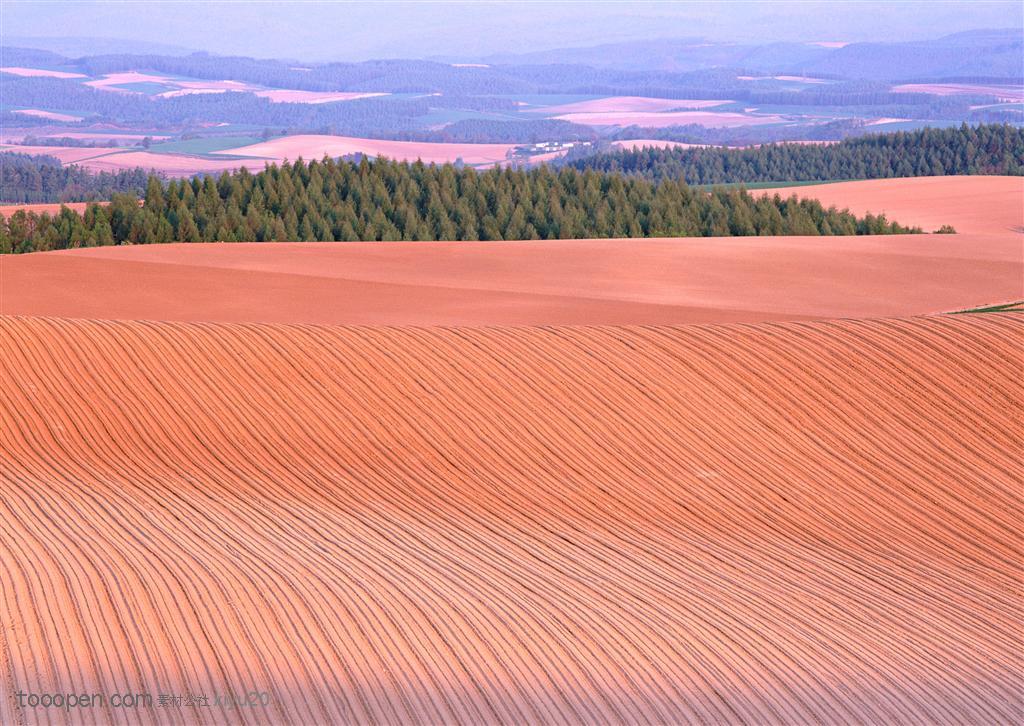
[772,75,827,83]
[84,73,260,94]
[0,312,1020,724]
[757,175,1024,235]
[891,83,1024,102]
[79,71,388,104]
[2,177,1020,326]
[554,110,785,128]
[10,109,84,122]
[866,117,911,125]
[0,66,86,79]
[213,134,518,166]
[73,150,260,176]
[0,145,125,164]
[2,136,519,176]
[155,88,230,98]
[737,75,826,83]
[31,131,171,142]
[537,96,729,114]
[253,89,388,104]
[2,175,1022,724]
[83,71,179,91]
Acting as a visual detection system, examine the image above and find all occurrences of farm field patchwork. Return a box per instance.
[212,134,518,167]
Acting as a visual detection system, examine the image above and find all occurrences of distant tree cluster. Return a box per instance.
[0,156,920,253]
[566,124,1024,182]
[0,152,149,203]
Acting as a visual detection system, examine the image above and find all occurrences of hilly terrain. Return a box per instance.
[1,311,1020,725]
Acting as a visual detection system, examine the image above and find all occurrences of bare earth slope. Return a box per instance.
[758,175,1024,234]
[4,176,1019,326]
[2,233,1018,325]
[1,313,1021,724]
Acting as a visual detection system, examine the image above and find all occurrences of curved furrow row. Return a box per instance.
[1,313,1021,725]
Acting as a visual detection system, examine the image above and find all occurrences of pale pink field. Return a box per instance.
[155,88,228,98]
[738,75,827,83]
[10,109,84,122]
[0,144,124,163]
[85,72,261,94]
[252,89,388,104]
[539,96,729,114]
[215,134,517,166]
[83,71,175,90]
[891,83,1024,102]
[6,135,518,177]
[0,66,86,79]
[808,41,850,48]
[75,151,267,176]
[80,71,388,104]
[554,110,786,128]
[32,131,171,142]
[866,117,911,125]
[773,75,828,83]
[174,78,258,91]
[758,176,1024,235]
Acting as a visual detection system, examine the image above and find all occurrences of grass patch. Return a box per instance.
[951,301,1024,314]
[695,179,859,191]
[147,136,261,155]
[108,82,176,95]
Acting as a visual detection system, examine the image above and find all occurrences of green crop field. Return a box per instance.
[147,136,262,155]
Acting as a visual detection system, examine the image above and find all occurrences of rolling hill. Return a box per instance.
[1,312,1020,724]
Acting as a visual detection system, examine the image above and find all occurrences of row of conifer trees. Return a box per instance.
[1,156,922,254]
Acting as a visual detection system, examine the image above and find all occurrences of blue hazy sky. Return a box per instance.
[3,1,1021,61]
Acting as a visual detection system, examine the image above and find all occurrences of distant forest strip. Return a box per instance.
[564,124,1024,183]
[0,153,150,203]
[3,124,1018,206]
[0,157,921,253]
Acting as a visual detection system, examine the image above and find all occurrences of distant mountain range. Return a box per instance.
[459,29,1022,81]
[1,35,200,58]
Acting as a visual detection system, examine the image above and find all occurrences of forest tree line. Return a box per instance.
[565,124,1024,183]
[1,153,150,203]
[0,157,921,253]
